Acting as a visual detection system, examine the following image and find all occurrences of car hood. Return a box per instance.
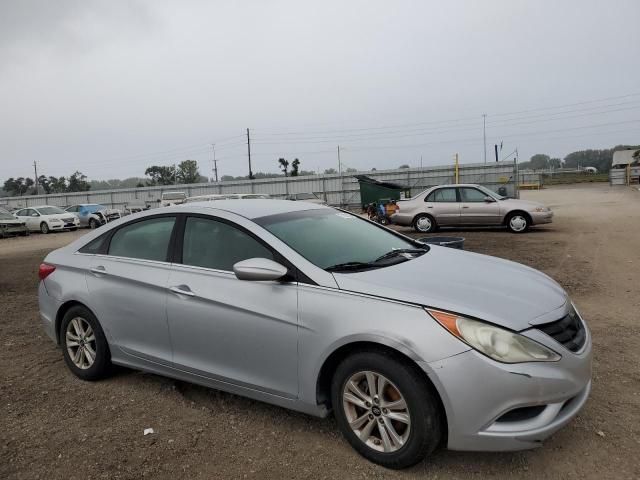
[332,246,568,331]
[499,198,548,211]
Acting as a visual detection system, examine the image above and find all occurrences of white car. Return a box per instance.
[159,191,187,207]
[14,205,80,234]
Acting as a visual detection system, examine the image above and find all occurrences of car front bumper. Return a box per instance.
[530,210,554,225]
[421,326,591,451]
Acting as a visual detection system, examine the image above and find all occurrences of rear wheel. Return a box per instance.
[507,212,529,233]
[40,222,49,234]
[60,305,112,381]
[89,218,98,229]
[331,350,442,469]
[413,214,436,233]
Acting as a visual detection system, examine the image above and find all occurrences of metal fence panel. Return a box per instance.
[0,161,530,210]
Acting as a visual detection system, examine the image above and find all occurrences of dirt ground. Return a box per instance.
[1,183,639,479]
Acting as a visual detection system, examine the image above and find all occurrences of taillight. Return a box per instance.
[39,263,56,281]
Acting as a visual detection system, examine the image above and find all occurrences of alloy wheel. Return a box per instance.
[65,317,97,370]
[342,371,411,453]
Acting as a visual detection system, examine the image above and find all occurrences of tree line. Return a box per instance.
[519,145,640,171]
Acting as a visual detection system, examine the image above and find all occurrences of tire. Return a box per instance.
[331,350,442,469]
[89,218,98,229]
[60,305,112,381]
[413,214,436,233]
[40,222,50,234]
[506,212,530,233]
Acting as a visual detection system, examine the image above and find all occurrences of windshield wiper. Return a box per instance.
[374,248,427,263]
[325,261,377,272]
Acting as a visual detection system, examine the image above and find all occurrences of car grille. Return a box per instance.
[537,307,586,352]
[62,217,75,223]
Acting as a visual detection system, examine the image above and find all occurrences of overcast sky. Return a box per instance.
[1,0,639,181]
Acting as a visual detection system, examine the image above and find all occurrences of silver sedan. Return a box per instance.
[38,200,590,469]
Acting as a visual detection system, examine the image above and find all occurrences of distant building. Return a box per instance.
[610,148,640,185]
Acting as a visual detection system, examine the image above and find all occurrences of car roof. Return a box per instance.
[175,198,329,219]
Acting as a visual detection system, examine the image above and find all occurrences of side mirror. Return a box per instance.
[484,196,496,203]
[31,213,39,217]
[233,258,288,281]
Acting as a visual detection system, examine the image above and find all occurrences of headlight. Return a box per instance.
[534,207,549,212]
[427,309,560,363]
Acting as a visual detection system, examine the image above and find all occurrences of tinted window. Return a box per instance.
[78,234,109,254]
[66,206,78,213]
[256,210,415,269]
[38,206,65,215]
[15,209,26,216]
[182,217,273,271]
[108,217,175,261]
[427,188,457,202]
[460,188,488,203]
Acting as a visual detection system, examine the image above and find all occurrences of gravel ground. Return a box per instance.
[1,183,639,479]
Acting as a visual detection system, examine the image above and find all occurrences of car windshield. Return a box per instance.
[255,209,421,270]
[476,185,506,200]
[81,204,104,213]
[0,211,15,220]
[38,206,65,215]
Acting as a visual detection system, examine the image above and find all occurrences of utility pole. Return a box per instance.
[246,128,253,180]
[174,162,178,185]
[211,143,218,182]
[482,113,487,164]
[337,145,343,207]
[33,161,39,195]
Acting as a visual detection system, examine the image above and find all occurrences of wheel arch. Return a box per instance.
[503,209,532,225]
[315,340,448,439]
[55,300,96,345]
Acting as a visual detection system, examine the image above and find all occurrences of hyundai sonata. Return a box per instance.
[38,200,590,468]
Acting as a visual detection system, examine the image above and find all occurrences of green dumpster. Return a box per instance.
[354,175,410,208]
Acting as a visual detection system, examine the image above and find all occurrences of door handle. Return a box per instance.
[427,206,433,208]
[169,285,195,297]
[90,266,107,275]
[462,206,470,209]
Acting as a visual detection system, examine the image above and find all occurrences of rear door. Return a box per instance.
[85,215,177,365]
[18,208,40,231]
[458,187,501,225]
[426,188,460,225]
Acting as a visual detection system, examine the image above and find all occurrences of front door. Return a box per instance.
[458,187,501,225]
[166,215,299,398]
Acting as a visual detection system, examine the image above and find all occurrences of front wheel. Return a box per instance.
[88,218,98,229]
[40,222,50,234]
[331,350,442,469]
[507,212,530,233]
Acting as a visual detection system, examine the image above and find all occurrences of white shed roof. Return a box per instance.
[612,149,640,167]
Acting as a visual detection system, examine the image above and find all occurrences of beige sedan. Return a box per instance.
[391,184,553,233]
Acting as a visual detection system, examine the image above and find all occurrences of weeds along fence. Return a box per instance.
[1,161,529,210]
